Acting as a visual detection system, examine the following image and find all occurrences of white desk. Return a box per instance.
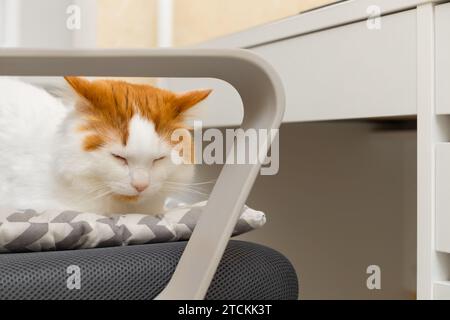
[182,0,450,300]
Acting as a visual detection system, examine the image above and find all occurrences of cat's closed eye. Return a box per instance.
[111,153,128,165]
[154,156,166,163]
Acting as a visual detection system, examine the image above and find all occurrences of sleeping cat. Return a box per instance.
[0,77,211,215]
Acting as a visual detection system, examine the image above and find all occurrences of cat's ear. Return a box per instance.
[64,76,91,99]
[174,89,212,114]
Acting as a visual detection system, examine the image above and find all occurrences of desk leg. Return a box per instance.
[417,3,450,300]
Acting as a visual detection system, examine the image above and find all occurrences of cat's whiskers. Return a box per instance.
[164,179,216,187]
[68,184,112,204]
[161,183,211,205]
[91,189,114,201]
[160,185,210,197]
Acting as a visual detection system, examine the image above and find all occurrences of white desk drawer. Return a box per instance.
[252,10,417,122]
[436,2,450,115]
[436,143,450,253]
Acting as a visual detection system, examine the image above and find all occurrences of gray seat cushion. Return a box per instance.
[0,240,298,300]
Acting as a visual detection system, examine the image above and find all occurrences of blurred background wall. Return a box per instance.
[170,0,338,46]
[0,0,340,48]
[96,0,158,48]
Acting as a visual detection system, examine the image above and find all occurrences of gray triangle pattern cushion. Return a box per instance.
[0,201,266,253]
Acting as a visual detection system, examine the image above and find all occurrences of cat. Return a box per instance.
[0,77,211,215]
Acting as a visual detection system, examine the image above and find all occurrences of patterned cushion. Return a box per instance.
[0,201,265,253]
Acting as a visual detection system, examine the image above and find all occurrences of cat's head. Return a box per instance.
[55,76,211,203]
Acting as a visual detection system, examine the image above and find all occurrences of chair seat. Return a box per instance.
[0,240,298,300]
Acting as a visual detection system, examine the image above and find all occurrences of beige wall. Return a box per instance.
[95,0,339,48]
[172,0,339,46]
[97,0,157,48]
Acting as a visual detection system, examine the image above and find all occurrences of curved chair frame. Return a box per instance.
[0,49,285,299]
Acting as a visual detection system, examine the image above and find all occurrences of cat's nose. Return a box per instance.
[132,182,149,193]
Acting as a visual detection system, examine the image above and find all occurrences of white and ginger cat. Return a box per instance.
[0,77,211,215]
